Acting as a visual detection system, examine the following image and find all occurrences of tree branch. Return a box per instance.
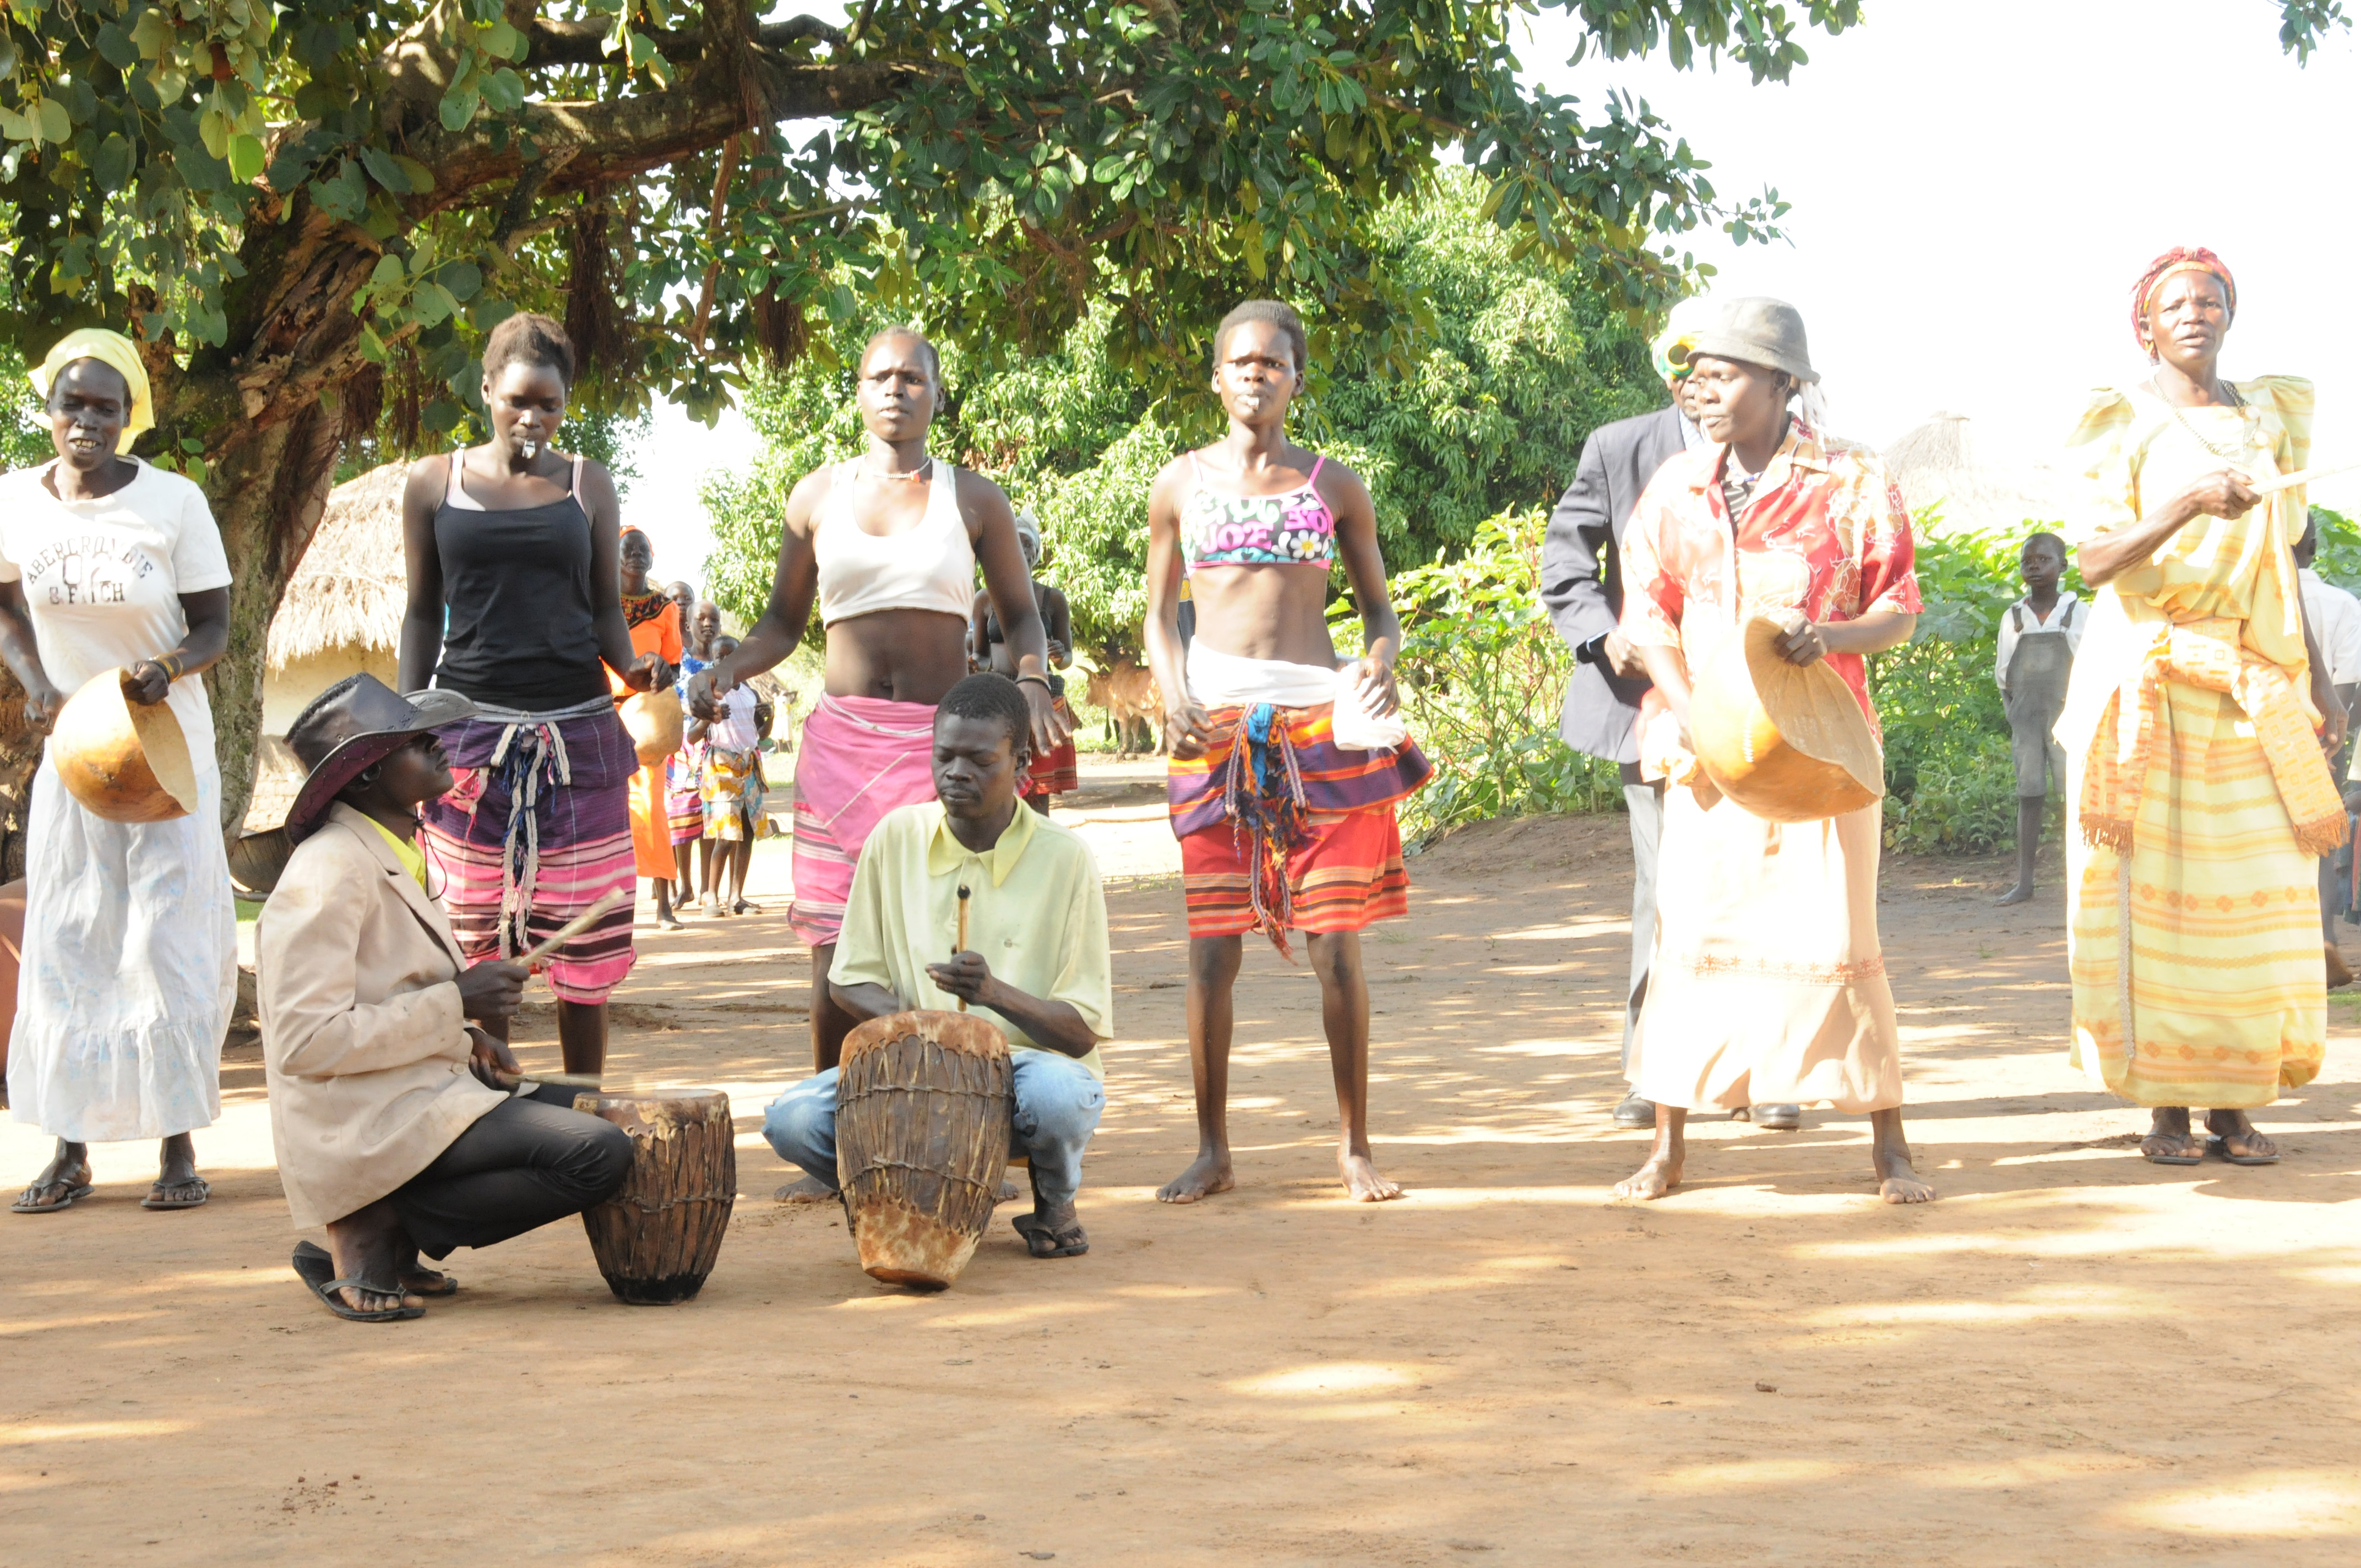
[521,13,846,69]
[492,145,578,251]
[415,58,916,206]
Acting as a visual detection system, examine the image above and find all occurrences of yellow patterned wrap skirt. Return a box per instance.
[2065,680,2325,1107]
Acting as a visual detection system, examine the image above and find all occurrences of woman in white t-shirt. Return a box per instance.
[0,330,238,1213]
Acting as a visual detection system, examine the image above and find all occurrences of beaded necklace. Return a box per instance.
[2150,374,2253,464]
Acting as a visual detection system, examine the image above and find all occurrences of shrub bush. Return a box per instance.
[1360,509,1621,843]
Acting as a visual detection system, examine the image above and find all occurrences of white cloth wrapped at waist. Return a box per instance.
[1184,642,1409,751]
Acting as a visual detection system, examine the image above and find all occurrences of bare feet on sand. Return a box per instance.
[1340,1150,1402,1202]
[1878,1169,1939,1203]
[774,1174,838,1204]
[1613,1153,1682,1201]
[1995,881,2034,906]
[1615,1106,1685,1200]
[1871,1107,1937,1203]
[1156,1151,1234,1204]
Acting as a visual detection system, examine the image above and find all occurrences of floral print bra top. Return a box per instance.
[1180,452,1338,567]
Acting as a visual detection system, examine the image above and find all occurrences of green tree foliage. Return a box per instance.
[3,0,1910,841]
[704,175,1662,651]
[2309,505,2361,592]
[1378,508,1622,841]
[0,346,46,471]
[0,0,2338,855]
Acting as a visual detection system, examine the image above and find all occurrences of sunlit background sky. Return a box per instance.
[621,0,2361,587]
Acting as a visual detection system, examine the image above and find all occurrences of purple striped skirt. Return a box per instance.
[420,704,638,1005]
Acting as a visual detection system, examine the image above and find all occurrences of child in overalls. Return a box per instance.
[1996,532,2080,905]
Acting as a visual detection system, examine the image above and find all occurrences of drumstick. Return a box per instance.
[2253,461,2361,497]
[493,1068,602,1089]
[514,889,630,968]
[486,894,629,1087]
[954,885,971,1012]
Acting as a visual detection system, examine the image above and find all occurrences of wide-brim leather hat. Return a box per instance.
[1678,296,1819,386]
[284,674,478,842]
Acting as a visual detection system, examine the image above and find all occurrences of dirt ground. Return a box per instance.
[6,765,2360,1565]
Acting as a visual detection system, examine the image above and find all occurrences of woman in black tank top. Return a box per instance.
[396,313,673,1077]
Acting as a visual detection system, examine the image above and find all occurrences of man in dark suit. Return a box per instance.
[1541,365,1693,1130]
[1540,301,1801,1133]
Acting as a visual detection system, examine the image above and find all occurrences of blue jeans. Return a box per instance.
[762,1051,1105,1207]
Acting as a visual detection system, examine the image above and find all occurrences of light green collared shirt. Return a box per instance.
[829,801,1112,1078]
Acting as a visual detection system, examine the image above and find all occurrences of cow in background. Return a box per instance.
[1085,658,1164,758]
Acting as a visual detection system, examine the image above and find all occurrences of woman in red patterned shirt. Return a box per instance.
[1612,298,1936,1206]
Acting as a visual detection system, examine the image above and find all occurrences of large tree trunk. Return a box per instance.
[201,385,351,840]
[195,208,385,841]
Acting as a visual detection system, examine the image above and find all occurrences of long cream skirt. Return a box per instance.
[1630,787,1903,1114]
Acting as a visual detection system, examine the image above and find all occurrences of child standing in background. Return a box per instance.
[693,635,766,916]
[1996,532,2081,906]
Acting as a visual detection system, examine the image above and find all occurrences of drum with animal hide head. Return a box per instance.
[835,1010,1013,1290]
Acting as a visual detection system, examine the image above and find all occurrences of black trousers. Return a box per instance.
[390,1083,633,1260]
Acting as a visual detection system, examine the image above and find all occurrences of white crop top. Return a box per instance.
[814,457,977,626]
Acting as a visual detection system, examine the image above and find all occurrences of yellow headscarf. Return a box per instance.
[1649,295,1718,386]
[29,328,155,440]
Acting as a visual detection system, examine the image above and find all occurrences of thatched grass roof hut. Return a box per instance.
[249,463,409,832]
[1881,412,2057,538]
[264,460,409,699]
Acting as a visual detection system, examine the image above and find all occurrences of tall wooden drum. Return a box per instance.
[573,1088,736,1305]
[836,1010,1013,1290]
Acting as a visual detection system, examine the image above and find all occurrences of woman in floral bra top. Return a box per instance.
[1177,454,1339,565]
[1141,298,1431,1209]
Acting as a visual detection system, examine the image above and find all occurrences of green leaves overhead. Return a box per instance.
[0,0,2343,456]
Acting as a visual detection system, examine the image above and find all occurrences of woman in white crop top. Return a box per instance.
[685,327,1069,1109]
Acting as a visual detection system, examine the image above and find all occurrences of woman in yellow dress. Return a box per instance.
[2060,248,2347,1167]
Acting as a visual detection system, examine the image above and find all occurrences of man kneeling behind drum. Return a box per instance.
[764,673,1112,1259]
[260,676,634,1322]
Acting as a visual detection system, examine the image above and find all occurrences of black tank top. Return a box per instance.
[431,451,607,709]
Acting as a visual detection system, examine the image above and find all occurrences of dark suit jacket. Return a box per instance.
[1538,404,1689,764]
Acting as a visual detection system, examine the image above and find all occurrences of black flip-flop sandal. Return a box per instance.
[2139,1135,2204,1166]
[12,1178,94,1213]
[140,1176,210,1211]
[2206,1134,2281,1167]
[295,1237,455,1294]
[292,1242,422,1323]
[1011,1210,1090,1258]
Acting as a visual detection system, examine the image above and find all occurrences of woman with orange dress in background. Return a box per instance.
[617,527,686,929]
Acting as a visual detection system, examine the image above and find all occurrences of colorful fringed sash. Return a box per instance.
[1167,700,1430,957]
[2079,616,2347,858]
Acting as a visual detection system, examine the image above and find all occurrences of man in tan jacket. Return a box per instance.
[260,676,632,1322]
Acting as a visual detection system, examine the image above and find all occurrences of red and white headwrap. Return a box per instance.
[2131,247,2237,349]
